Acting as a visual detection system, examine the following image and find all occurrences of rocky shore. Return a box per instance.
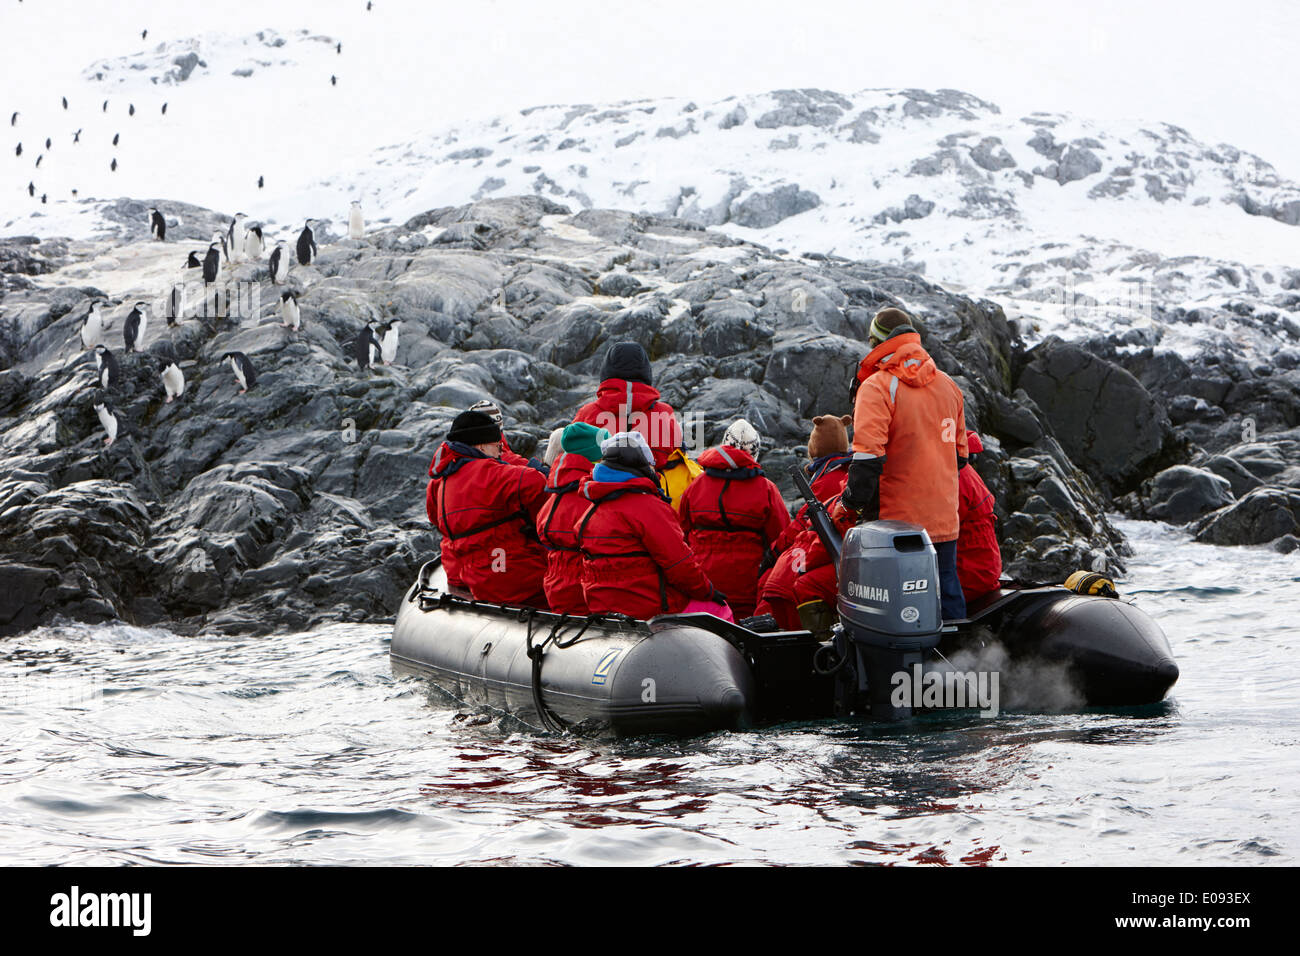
[0,195,1294,636]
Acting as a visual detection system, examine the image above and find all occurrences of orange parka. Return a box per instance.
[851,331,968,542]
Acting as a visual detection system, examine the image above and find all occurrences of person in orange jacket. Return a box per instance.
[841,308,969,619]
[957,430,1003,603]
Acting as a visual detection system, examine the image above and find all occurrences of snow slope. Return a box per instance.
[3,17,1299,366]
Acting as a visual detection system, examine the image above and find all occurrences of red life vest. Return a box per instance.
[576,471,713,620]
[678,446,789,618]
[535,452,595,615]
[957,463,1002,600]
[426,442,549,606]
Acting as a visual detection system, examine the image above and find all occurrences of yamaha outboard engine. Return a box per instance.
[833,520,942,719]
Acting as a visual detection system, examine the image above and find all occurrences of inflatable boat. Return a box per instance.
[390,519,1180,737]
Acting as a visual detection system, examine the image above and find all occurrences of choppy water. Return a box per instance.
[2,518,1297,865]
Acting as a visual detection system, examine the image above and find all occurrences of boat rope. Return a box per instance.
[812,641,851,676]
[524,609,571,735]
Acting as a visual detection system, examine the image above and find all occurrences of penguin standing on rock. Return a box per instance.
[123,302,148,353]
[296,220,318,265]
[227,213,247,263]
[269,240,289,285]
[93,345,120,388]
[149,207,166,240]
[94,400,119,447]
[160,359,185,403]
[279,291,301,331]
[349,321,382,371]
[243,223,264,260]
[80,302,107,349]
[221,352,257,394]
[348,201,364,239]
[202,242,220,285]
[378,319,400,365]
[185,250,202,269]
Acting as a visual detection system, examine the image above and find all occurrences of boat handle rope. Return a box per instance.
[523,609,571,735]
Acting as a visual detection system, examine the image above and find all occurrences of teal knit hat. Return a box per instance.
[560,422,612,463]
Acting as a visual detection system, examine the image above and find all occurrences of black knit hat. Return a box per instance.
[447,410,501,445]
[600,342,653,386]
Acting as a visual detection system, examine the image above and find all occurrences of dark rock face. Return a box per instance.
[1017,337,1176,496]
[1195,487,1300,545]
[0,195,1140,635]
[1134,465,1235,524]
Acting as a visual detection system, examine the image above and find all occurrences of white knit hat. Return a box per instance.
[468,399,504,428]
[722,418,761,458]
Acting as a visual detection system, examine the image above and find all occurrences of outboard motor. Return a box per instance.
[833,520,943,719]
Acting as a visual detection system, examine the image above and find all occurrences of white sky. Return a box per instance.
[3,0,1298,184]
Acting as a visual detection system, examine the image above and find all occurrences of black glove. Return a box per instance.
[709,588,729,606]
[840,457,883,521]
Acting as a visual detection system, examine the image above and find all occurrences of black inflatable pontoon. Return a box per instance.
[391,520,1180,737]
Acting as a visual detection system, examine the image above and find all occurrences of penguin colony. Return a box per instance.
[6,17,387,450]
[78,197,388,449]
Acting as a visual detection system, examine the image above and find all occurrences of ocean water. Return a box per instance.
[1,518,1296,866]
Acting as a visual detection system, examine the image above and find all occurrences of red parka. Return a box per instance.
[678,446,789,618]
[758,497,856,627]
[577,469,714,619]
[426,442,549,606]
[535,451,595,615]
[772,452,852,556]
[789,499,858,608]
[574,378,681,470]
[957,462,1002,601]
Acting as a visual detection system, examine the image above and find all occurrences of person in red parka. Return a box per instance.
[573,342,682,470]
[751,494,857,629]
[577,431,722,620]
[790,496,858,610]
[678,419,789,619]
[957,430,1003,603]
[770,414,855,557]
[426,409,550,607]
[535,422,609,615]
[468,398,548,475]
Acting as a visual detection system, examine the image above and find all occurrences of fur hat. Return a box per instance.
[447,409,501,446]
[722,418,761,458]
[600,430,656,479]
[599,342,653,386]
[808,414,852,460]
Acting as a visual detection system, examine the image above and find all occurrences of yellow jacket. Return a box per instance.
[657,448,703,511]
